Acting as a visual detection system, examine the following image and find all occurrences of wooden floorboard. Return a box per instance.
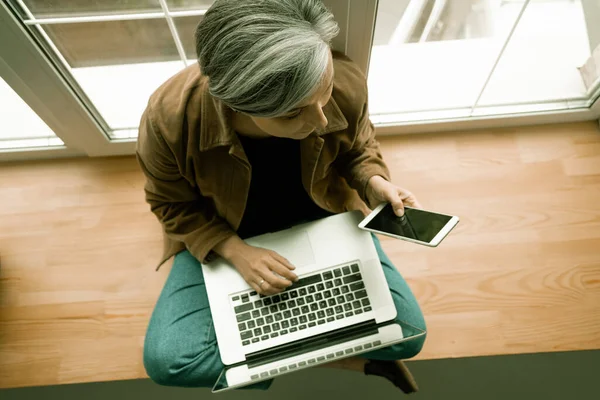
[1,121,599,388]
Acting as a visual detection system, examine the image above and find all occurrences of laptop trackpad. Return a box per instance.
[250,230,315,268]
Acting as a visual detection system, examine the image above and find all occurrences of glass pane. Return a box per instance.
[21,0,162,18]
[167,0,214,11]
[368,0,527,118]
[40,19,185,130]
[175,15,205,60]
[43,19,179,67]
[0,76,63,150]
[476,0,590,109]
[71,62,184,129]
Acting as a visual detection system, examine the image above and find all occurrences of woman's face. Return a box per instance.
[249,52,334,140]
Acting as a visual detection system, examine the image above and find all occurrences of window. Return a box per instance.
[9,0,210,138]
[368,0,598,125]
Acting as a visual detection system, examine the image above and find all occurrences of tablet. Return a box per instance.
[358,203,459,247]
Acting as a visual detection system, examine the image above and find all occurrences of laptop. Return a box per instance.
[201,211,426,392]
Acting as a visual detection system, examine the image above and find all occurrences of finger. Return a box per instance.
[256,277,281,295]
[269,260,299,284]
[400,192,422,209]
[248,280,265,296]
[389,191,405,216]
[409,198,423,209]
[270,252,299,281]
[360,203,372,218]
[271,252,296,271]
[262,265,291,290]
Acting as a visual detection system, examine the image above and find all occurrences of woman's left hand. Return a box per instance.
[365,175,422,217]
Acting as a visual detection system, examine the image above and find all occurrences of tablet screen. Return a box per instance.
[365,204,452,243]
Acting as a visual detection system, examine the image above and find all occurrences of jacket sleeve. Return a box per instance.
[336,86,391,208]
[136,105,235,263]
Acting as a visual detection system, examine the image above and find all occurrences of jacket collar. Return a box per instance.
[199,79,348,152]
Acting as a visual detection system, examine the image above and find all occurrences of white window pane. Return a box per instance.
[369,0,527,117]
[72,61,187,129]
[42,19,180,67]
[20,0,162,18]
[477,0,590,107]
[167,0,213,11]
[0,76,63,150]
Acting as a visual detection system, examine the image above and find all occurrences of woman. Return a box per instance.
[137,0,426,393]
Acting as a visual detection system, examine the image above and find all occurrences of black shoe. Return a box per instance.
[364,360,419,394]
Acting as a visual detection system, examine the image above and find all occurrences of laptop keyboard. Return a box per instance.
[231,262,373,346]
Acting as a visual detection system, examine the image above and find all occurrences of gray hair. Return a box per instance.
[195,0,339,118]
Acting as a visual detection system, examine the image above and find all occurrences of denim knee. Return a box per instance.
[143,337,221,388]
[385,331,426,360]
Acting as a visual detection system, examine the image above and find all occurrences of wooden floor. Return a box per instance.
[1,122,599,388]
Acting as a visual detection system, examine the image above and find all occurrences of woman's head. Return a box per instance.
[195,0,339,139]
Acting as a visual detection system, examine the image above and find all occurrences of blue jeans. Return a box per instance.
[143,235,426,389]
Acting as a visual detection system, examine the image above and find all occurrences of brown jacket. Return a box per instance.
[136,51,390,269]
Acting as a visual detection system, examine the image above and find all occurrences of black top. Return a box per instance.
[236,134,333,239]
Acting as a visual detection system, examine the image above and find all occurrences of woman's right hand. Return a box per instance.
[214,235,298,295]
[230,244,298,295]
